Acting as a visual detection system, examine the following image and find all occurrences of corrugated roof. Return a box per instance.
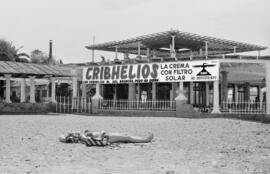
[86,30,267,57]
[0,61,72,78]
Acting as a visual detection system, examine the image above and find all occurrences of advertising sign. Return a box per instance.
[82,60,219,84]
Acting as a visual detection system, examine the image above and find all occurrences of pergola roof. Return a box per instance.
[0,61,72,78]
[86,30,267,57]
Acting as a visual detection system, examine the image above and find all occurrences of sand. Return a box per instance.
[0,114,269,174]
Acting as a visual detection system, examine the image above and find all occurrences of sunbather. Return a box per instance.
[59,130,154,146]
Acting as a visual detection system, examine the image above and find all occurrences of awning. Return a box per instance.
[0,61,72,78]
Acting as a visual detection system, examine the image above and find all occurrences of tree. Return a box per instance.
[30,49,64,65]
[0,39,29,62]
[30,49,49,64]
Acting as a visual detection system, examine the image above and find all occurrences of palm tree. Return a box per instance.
[0,39,30,62]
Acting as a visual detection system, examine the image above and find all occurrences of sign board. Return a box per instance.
[82,60,219,84]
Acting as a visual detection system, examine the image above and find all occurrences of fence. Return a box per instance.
[220,100,266,114]
[99,99,176,111]
[55,96,92,113]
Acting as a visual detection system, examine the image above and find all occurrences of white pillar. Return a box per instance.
[171,35,176,58]
[146,48,150,57]
[51,77,56,103]
[172,82,177,100]
[257,50,261,60]
[234,84,238,102]
[212,80,220,113]
[199,48,203,56]
[245,82,250,101]
[72,76,77,98]
[233,46,237,55]
[205,82,210,106]
[205,41,208,59]
[137,84,141,100]
[82,82,87,98]
[46,84,49,98]
[189,82,194,104]
[175,82,187,100]
[29,76,36,103]
[20,78,26,102]
[152,83,156,100]
[258,85,263,102]
[114,84,117,100]
[128,83,136,100]
[221,71,228,101]
[5,74,11,103]
[115,46,118,60]
[92,83,103,99]
[266,63,270,115]
[137,42,141,57]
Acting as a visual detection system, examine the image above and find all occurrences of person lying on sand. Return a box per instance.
[59,130,154,146]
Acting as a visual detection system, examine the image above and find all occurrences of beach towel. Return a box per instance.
[60,132,109,147]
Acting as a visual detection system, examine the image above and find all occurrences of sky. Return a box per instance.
[1,0,270,63]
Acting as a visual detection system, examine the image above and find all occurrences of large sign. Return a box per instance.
[82,60,219,84]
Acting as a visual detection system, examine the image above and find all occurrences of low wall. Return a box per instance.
[98,110,176,117]
[0,102,56,114]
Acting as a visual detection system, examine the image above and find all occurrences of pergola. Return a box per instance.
[0,61,72,103]
[86,30,267,60]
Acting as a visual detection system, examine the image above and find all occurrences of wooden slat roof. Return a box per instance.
[0,61,72,78]
[86,30,267,56]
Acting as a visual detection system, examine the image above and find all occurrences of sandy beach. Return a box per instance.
[0,114,269,174]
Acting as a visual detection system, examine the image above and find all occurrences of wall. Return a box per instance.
[0,102,55,114]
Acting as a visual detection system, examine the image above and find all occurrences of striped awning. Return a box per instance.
[0,61,72,78]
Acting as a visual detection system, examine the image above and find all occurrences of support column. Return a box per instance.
[170,35,176,58]
[51,77,56,103]
[172,82,177,100]
[82,82,88,110]
[199,48,203,56]
[82,81,87,98]
[258,85,263,102]
[221,71,228,101]
[175,82,186,100]
[20,78,26,102]
[137,84,141,101]
[205,82,210,106]
[212,80,220,113]
[114,84,117,100]
[137,42,141,58]
[245,82,250,101]
[115,46,119,61]
[189,82,194,104]
[152,82,156,100]
[72,76,78,109]
[175,81,200,117]
[146,48,150,57]
[5,74,11,103]
[234,84,238,102]
[128,83,136,100]
[92,83,103,113]
[72,76,77,98]
[266,63,270,115]
[205,41,208,59]
[29,76,36,103]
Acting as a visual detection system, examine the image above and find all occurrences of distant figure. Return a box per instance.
[59,130,154,147]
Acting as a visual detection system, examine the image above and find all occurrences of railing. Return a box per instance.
[221,100,266,114]
[55,96,92,113]
[99,99,176,111]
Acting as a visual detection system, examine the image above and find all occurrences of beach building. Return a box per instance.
[1,30,270,117]
[78,30,270,116]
